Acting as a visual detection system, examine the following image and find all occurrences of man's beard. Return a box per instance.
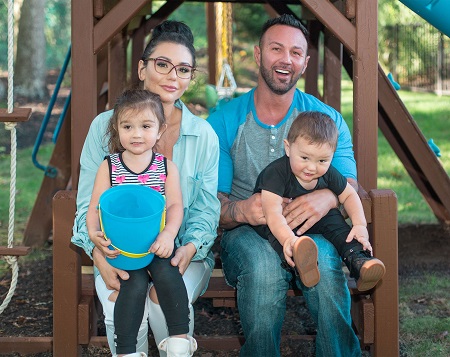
[260,58,303,95]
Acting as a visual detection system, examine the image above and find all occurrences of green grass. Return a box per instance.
[399,273,450,356]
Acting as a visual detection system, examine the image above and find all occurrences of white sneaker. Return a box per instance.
[158,336,197,357]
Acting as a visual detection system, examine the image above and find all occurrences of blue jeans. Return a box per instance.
[221,225,361,357]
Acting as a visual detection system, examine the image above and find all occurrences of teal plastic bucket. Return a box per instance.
[98,184,165,270]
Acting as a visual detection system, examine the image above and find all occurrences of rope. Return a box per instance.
[0,0,19,315]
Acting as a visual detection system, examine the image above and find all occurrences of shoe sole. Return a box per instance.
[357,258,386,291]
[293,236,320,288]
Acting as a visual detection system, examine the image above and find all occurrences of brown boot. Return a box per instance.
[293,236,320,288]
[343,249,386,291]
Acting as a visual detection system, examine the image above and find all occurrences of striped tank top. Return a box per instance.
[107,152,167,195]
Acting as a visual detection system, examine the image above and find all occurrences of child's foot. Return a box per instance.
[344,249,386,291]
[293,236,320,288]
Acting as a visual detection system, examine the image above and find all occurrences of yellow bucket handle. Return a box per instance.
[98,200,166,259]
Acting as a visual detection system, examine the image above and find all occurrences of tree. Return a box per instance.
[14,0,47,100]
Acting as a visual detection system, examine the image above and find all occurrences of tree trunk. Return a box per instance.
[14,0,48,100]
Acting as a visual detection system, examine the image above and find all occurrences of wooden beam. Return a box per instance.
[300,0,356,54]
[93,0,149,54]
[353,0,378,189]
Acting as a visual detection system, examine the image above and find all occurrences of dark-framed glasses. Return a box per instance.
[147,58,195,79]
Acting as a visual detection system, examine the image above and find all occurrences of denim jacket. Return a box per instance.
[71,100,220,273]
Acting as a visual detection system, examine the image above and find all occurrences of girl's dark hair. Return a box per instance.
[259,14,309,47]
[141,20,196,68]
[287,111,338,151]
[107,88,166,153]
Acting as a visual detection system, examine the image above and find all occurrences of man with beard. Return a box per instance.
[207,14,361,357]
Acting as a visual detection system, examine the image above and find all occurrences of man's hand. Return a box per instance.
[239,193,267,226]
[283,189,338,235]
[219,192,267,229]
[170,243,196,275]
[92,247,129,291]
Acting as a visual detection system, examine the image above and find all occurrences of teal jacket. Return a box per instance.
[71,100,220,273]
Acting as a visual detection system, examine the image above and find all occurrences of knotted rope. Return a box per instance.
[0,0,20,315]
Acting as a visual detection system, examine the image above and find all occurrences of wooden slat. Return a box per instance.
[351,295,374,344]
[0,246,30,256]
[0,108,32,122]
[0,337,52,354]
[78,295,96,345]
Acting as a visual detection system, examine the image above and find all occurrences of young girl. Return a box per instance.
[86,88,196,357]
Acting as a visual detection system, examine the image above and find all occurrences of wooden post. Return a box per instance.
[323,29,342,112]
[71,0,97,189]
[53,190,81,357]
[353,0,378,189]
[369,190,399,357]
[206,3,217,85]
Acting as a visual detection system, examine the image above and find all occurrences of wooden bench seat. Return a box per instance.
[53,188,399,356]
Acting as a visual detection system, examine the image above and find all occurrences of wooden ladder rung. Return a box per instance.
[0,108,32,123]
[0,246,31,256]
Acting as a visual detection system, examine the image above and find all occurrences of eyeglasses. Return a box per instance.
[146,58,195,79]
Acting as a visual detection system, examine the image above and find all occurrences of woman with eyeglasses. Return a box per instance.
[72,20,220,357]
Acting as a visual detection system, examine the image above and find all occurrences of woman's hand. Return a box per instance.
[170,243,196,275]
[92,247,129,291]
[283,189,338,235]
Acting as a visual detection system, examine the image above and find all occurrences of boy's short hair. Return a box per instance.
[287,111,338,151]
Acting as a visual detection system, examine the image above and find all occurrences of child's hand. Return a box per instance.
[283,236,299,267]
[89,230,120,259]
[346,225,372,254]
[149,231,175,258]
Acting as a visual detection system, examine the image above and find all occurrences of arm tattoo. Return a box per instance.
[218,191,241,228]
